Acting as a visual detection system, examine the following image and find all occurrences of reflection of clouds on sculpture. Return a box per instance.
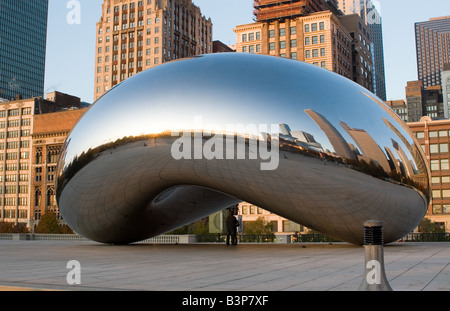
[56,53,429,245]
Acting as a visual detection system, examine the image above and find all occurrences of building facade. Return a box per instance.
[415,16,450,89]
[94,0,213,100]
[385,100,407,122]
[406,80,425,123]
[0,92,81,227]
[0,0,49,100]
[31,108,86,229]
[404,80,444,122]
[234,10,353,81]
[238,202,306,234]
[337,0,386,100]
[442,63,450,118]
[338,13,374,92]
[409,117,450,231]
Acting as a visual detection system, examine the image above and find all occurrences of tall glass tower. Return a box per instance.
[0,0,49,101]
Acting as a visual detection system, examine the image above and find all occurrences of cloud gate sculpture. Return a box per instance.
[56,53,430,245]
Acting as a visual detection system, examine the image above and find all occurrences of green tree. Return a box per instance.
[243,217,273,235]
[12,223,29,233]
[0,222,29,233]
[0,221,14,233]
[418,218,445,233]
[35,211,62,234]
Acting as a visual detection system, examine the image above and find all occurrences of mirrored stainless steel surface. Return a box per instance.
[56,53,430,245]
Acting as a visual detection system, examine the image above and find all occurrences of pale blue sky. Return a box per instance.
[44,0,450,103]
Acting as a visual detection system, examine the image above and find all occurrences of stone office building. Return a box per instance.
[409,117,450,231]
[0,92,81,227]
[94,0,213,100]
[31,108,86,229]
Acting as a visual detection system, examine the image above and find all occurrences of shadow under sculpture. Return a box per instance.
[56,53,430,245]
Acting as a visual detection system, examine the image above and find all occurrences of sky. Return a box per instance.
[44,0,450,104]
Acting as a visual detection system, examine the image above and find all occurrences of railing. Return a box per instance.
[196,234,276,243]
[292,233,341,243]
[33,234,88,241]
[402,233,450,242]
[1,233,449,243]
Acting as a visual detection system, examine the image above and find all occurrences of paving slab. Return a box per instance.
[0,240,449,292]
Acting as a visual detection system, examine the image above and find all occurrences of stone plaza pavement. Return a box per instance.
[0,240,449,291]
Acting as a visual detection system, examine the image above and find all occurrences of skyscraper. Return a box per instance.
[0,0,49,101]
[415,16,450,89]
[337,0,386,100]
[234,6,354,83]
[235,0,378,93]
[94,0,213,100]
[442,63,450,118]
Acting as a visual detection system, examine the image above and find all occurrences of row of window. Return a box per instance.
[2,185,29,194]
[2,209,28,219]
[0,130,30,139]
[0,108,32,118]
[416,130,450,139]
[0,141,30,149]
[431,159,450,171]
[432,205,450,215]
[0,119,31,128]
[0,175,29,182]
[432,189,450,199]
[0,163,29,171]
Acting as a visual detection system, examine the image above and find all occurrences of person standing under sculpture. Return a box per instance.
[226,211,239,245]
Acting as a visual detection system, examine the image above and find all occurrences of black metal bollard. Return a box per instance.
[358,220,393,291]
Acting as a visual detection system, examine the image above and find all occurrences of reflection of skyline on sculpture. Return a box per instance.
[56,53,430,245]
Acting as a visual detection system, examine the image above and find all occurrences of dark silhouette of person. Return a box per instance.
[226,212,239,245]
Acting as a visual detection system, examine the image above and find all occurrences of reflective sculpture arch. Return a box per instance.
[56,53,430,245]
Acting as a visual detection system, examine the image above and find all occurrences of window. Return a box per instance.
[305,24,310,32]
[311,23,317,31]
[430,144,439,153]
[441,159,449,170]
[269,30,275,38]
[290,26,296,35]
[290,39,297,47]
[242,34,247,42]
[279,28,285,36]
[279,41,286,49]
[269,42,275,50]
[416,132,425,139]
[432,190,441,198]
[291,52,297,60]
[431,159,439,171]
[440,143,449,153]
[312,49,319,57]
[8,109,19,117]
[305,37,310,45]
[319,22,325,30]
[429,131,438,138]
[320,48,326,56]
[305,50,311,58]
